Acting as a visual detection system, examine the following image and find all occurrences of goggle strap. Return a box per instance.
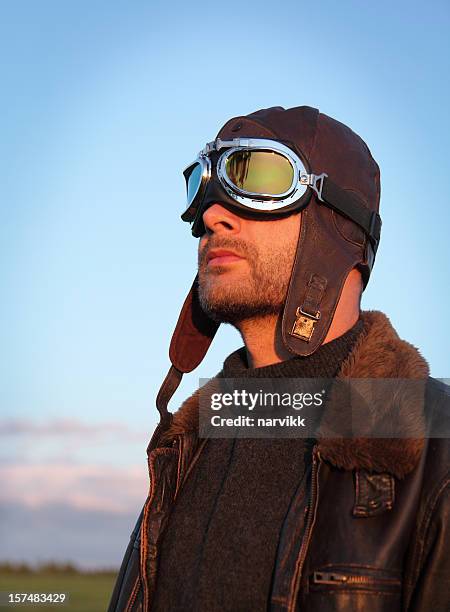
[321,178,382,252]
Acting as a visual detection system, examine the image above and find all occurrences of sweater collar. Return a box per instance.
[222,320,363,380]
[161,311,429,478]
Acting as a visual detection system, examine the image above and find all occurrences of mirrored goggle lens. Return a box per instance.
[225,150,294,196]
[186,162,203,206]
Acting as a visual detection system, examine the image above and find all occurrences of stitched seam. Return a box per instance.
[140,448,177,610]
[389,474,395,506]
[226,115,279,140]
[308,111,320,163]
[410,473,450,588]
[140,466,156,609]
[272,595,289,604]
[280,210,309,352]
[312,562,401,573]
[179,437,209,491]
[287,458,321,612]
[332,211,366,247]
[309,588,400,596]
[354,470,364,513]
[175,435,183,495]
[124,576,140,612]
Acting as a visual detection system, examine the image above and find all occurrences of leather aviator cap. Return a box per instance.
[153,106,382,431]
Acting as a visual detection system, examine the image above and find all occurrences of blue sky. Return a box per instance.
[1,0,449,567]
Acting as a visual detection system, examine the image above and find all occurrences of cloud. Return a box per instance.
[0,418,151,570]
[0,417,143,442]
[0,417,149,465]
[0,462,149,513]
[0,420,153,570]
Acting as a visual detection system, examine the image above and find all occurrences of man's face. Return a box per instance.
[198,204,301,324]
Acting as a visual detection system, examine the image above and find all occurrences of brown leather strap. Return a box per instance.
[301,274,327,318]
[169,276,219,373]
[322,178,381,253]
[146,366,182,454]
[282,198,363,356]
[156,365,183,419]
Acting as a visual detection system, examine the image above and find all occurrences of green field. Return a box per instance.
[0,568,118,612]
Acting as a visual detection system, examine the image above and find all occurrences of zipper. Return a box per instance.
[287,445,321,612]
[312,571,401,587]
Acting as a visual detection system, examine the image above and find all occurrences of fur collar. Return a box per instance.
[161,311,429,479]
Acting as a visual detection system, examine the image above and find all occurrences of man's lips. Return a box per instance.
[206,248,245,267]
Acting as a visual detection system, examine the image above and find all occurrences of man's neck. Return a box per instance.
[237,315,291,369]
[237,307,361,369]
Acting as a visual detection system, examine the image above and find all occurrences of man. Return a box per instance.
[108,106,450,611]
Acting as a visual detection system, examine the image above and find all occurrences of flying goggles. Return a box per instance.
[181,137,381,253]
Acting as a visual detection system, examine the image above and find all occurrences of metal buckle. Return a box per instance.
[299,307,321,321]
[290,307,321,342]
[299,173,328,202]
[202,140,217,155]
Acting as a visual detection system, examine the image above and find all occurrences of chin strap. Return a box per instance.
[148,276,219,450]
[147,365,183,453]
[290,274,328,342]
[282,195,367,356]
[156,365,183,421]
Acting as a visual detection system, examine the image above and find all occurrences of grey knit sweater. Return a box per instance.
[152,320,363,612]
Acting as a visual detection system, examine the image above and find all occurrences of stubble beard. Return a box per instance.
[198,237,295,325]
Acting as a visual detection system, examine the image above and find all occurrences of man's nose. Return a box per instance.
[202,203,242,235]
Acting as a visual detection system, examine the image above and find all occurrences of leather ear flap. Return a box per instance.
[169,275,220,373]
[282,198,364,356]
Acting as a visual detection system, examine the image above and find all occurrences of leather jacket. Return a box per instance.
[108,311,450,611]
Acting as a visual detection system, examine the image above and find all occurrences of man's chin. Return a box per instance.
[198,290,242,324]
[198,273,247,311]
[198,290,282,325]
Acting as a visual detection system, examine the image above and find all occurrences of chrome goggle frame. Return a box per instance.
[183,138,328,215]
[182,137,382,261]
